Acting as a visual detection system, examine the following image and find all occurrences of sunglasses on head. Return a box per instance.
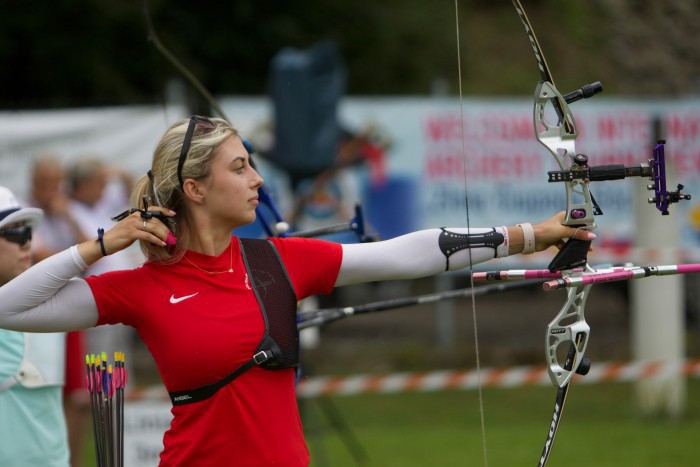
[0,225,32,246]
[177,116,216,191]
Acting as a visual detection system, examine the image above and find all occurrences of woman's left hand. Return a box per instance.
[533,211,596,252]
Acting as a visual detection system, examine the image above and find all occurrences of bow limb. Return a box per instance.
[141,0,229,122]
[140,0,293,239]
[538,340,579,467]
[141,4,378,243]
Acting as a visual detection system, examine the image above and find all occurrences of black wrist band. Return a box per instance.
[97,228,107,256]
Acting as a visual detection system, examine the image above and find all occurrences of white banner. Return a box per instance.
[0,105,186,201]
[122,400,172,467]
[3,98,699,264]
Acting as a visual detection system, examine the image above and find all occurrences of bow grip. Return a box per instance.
[548,237,590,272]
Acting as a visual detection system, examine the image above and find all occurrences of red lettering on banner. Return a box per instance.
[666,114,700,142]
[590,150,645,166]
[479,114,533,141]
[671,148,700,175]
[424,113,535,143]
[425,151,465,180]
[424,115,463,142]
[424,150,544,181]
[596,114,649,141]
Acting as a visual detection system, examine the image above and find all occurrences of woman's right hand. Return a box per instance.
[77,208,176,265]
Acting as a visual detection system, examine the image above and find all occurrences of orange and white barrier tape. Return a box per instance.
[124,359,700,402]
[296,359,700,398]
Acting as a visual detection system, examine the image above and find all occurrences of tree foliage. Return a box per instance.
[1,0,697,109]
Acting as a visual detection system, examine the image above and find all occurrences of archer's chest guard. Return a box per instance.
[169,238,298,406]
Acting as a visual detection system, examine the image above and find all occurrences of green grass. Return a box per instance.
[302,381,700,467]
[81,380,700,466]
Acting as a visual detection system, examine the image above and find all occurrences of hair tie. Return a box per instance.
[97,228,107,256]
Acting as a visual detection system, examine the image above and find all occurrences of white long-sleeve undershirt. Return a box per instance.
[0,227,508,333]
[335,227,507,286]
[0,247,97,332]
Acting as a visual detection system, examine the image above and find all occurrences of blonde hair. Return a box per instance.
[131,117,239,262]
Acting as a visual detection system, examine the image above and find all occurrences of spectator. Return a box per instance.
[27,155,89,467]
[29,155,89,261]
[0,185,69,467]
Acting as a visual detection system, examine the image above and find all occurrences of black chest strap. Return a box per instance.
[168,238,298,406]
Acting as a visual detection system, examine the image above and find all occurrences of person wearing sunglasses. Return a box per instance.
[0,186,70,467]
[0,117,594,466]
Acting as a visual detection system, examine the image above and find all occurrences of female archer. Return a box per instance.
[0,116,594,466]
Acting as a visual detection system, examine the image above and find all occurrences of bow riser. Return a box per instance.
[535,81,596,229]
[546,283,591,387]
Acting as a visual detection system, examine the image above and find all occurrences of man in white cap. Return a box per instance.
[0,186,69,466]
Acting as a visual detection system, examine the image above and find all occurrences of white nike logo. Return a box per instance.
[169,292,199,304]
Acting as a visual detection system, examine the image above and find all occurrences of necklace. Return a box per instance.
[183,242,234,274]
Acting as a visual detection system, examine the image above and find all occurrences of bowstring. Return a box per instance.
[454,1,488,465]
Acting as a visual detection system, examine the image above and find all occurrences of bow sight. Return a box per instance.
[547,140,691,216]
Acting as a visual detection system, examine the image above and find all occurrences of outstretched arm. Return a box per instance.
[336,211,595,287]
